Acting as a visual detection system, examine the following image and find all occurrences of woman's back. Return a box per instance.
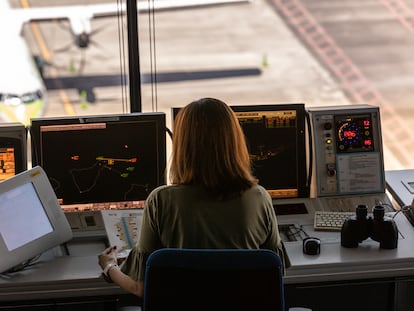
[142,184,280,250]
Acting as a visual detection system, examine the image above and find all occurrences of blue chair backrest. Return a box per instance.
[143,248,285,311]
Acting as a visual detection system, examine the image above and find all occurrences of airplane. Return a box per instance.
[0,0,251,125]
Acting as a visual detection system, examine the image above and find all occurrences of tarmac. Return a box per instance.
[16,0,414,170]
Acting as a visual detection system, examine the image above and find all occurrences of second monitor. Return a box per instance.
[231,103,308,199]
[173,103,309,199]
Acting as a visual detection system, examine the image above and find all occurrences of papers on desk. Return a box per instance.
[101,209,143,258]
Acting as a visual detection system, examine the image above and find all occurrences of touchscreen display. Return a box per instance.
[0,182,53,251]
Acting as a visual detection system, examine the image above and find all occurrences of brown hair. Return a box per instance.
[169,98,257,196]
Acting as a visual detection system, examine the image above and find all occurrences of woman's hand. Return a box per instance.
[98,245,118,270]
[97,245,144,296]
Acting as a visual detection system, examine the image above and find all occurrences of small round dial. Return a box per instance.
[338,122,361,147]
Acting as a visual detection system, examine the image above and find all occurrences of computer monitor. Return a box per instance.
[0,166,72,273]
[30,113,167,212]
[231,104,309,199]
[0,123,27,182]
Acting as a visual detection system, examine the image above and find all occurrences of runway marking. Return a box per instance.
[19,0,76,117]
[271,0,414,169]
[381,0,414,36]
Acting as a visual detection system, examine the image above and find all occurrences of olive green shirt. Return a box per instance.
[121,184,288,281]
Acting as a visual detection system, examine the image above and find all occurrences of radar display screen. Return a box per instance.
[31,114,166,207]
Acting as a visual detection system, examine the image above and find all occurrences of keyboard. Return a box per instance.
[314,211,355,231]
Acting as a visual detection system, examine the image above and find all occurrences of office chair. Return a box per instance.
[142,248,311,311]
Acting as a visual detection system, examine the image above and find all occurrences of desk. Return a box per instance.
[0,256,123,301]
[0,247,129,310]
[278,198,414,284]
[1,194,414,311]
[276,196,414,311]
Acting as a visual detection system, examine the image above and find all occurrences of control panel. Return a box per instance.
[309,105,385,197]
[62,200,146,239]
[65,211,105,236]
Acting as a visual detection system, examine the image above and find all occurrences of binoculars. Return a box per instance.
[341,205,398,249]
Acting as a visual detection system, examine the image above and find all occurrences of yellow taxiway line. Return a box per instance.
[20,0,76,117]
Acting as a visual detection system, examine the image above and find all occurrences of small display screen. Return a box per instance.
[0,182,53,251]
[335,114,374,153]
[0,147,16,181]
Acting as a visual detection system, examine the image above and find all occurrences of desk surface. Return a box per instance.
[276,196,414,284]
[2,194,414,302]
[283,215,414,284]
[385,169,414,207]
[0,253,124,302]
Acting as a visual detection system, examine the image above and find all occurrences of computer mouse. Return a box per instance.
[303,237,321,255]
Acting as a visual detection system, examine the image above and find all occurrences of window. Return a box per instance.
[3,1,413,170]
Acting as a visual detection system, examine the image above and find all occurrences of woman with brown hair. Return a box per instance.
[98,98,286,296]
